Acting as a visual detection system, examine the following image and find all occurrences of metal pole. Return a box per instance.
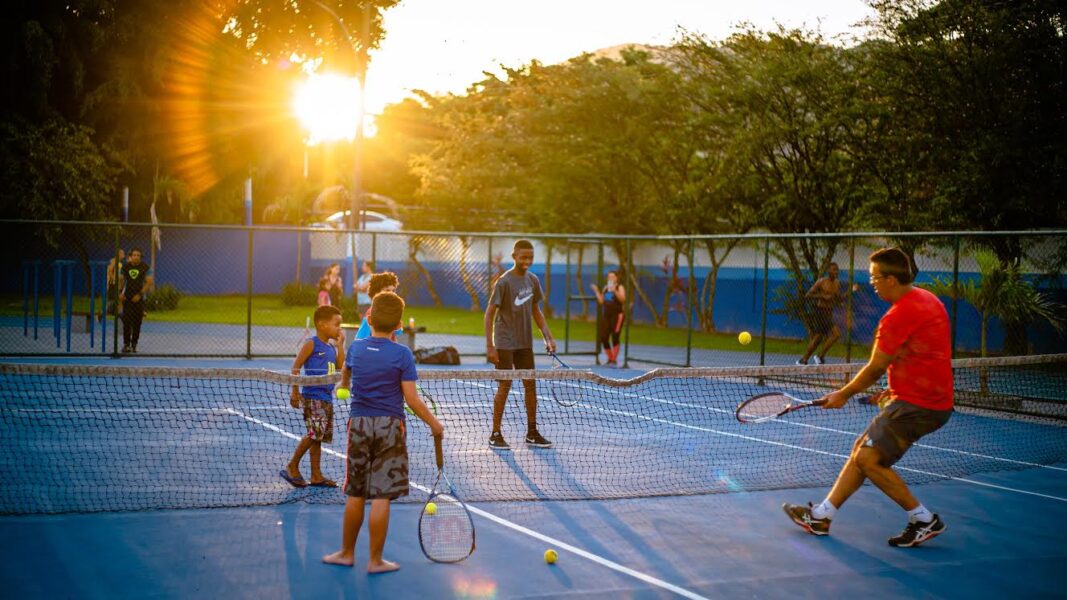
[89,263,97,348]
[22,262,28,337]
[685,241,696,367]
[622,239,632,368]
[246,228,254,359]
[564,243,571,354]
[122,186,129,222]
[112,231,121,357]
[53,263,60,346]
[244,178,253,227]
[65,263,73,353]
[758,238,771,367]
[597,242,605,365]
[951,235,961,358]
[33,261,40,340]
[845,238,855,363]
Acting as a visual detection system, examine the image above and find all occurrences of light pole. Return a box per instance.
[311,1,371,233]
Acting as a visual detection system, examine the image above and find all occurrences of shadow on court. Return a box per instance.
[2,465,1065,599]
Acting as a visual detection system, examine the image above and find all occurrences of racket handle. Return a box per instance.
[434,434,444,469]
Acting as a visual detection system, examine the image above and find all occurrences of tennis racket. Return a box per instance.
[405,383,439,416]
[419,435,476,563]
[735,392,826,424]
[546,351,579,407]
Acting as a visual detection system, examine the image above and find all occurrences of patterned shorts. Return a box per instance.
[344,416,409,500]
[302,398,334,444]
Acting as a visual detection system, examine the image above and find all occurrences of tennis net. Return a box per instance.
[1,355,1064,514]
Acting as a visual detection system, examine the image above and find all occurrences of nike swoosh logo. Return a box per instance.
[316,352,325,356]
[514,294,534,307]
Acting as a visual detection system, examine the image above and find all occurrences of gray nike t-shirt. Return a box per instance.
[489,270,544,350]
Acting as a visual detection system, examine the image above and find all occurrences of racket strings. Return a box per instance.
[420,495,474,562]
[737,394,792,421]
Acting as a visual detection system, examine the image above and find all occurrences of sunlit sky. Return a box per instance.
[363,0,875,114]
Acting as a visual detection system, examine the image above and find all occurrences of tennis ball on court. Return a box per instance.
[426,502,437,516]
[544,549,558,564]
[738,331,752,345]
[336,388,350,400]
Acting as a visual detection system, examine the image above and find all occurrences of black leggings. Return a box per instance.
[598,309,623,351]
[122,301,145,347]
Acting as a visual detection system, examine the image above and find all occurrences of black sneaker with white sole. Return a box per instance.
[488,431,510,450]
[888,514,946,547]
[524,430,553,448]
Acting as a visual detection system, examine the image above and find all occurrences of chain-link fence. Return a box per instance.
[3,221,1065,364]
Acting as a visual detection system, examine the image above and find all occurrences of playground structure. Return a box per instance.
[22,259,111,353]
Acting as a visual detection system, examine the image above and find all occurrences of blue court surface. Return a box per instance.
[1,357,1066,599]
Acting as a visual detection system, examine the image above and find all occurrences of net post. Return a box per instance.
[951,234,961,358]
[685,240,696,367]
[758,237,770,367]
[622,238,632,368]
[246,227,254,360]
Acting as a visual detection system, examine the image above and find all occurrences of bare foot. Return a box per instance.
[367,559,400,574]
[322,551,355,566]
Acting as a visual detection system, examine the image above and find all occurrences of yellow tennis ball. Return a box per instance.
[425,502,437,516]
[544,549,558,564]
[335,388,350,400]
[738,331,752,345]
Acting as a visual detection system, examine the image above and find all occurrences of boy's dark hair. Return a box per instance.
[370,292,404,332]
[368,272,399,297]
[513,239,533,252]
[128,247,143,255]
[869,247,915,285]
[313,304,342,324]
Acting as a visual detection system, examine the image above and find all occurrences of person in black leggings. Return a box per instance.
[120,248,154,353]
[590,270,626,367]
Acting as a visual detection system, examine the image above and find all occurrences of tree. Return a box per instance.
[923,250,1065,357]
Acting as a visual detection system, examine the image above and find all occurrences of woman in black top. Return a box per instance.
[590,270,626,367]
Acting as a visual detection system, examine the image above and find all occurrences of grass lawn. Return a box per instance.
[1,294,870,358]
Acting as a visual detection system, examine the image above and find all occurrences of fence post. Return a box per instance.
[246,227,254,360]
[845,237,856,363]
[112,230,121,357]
[622,238,632,368]
[685,241,696,367]
[951,235,961,358]
[564,243,572,354]
[758,237,771,367]
[597,242,605,365]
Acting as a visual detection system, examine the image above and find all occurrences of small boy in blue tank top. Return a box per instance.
[323,292,443,573]
[282,305,344,488]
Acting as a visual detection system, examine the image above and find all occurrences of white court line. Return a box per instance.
[222,407,709,600]
[455,380,1067,503]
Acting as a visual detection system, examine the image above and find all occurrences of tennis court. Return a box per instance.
[2,356,1065,598]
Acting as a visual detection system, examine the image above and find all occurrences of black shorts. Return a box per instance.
[495,348,535,370]
[863,400,952,466]
[811,307,834,336]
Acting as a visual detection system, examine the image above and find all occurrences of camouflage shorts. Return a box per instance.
[302,398,334,444]
[344,416,409,500]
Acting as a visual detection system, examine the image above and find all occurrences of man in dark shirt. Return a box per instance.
[120,248,154,353]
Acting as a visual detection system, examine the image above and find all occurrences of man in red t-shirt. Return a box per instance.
[783,247,953,548]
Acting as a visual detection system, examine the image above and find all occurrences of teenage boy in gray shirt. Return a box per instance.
[485,239,557,449]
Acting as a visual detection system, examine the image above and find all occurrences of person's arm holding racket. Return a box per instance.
[820,347,894,408]
[532,303,556,354]
[403,381,443,437]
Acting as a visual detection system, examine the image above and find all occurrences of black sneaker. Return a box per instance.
[525,431,553,448]
[782,502,831,536]
[488,431,510,451]
[888,514,946,547]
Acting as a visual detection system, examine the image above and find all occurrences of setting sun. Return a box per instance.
[293,73,362,144]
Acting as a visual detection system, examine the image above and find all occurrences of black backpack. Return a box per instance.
[414,345,461,365]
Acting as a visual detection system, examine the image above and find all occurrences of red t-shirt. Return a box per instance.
[874,287,954,411]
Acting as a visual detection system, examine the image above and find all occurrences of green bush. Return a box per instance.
[282,281,318,306]
[145,283,182,311]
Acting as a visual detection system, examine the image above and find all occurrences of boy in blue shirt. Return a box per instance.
[323,292,443,573]
[282,305,344,488]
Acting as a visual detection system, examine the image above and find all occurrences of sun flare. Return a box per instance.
[293,73,363,144]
